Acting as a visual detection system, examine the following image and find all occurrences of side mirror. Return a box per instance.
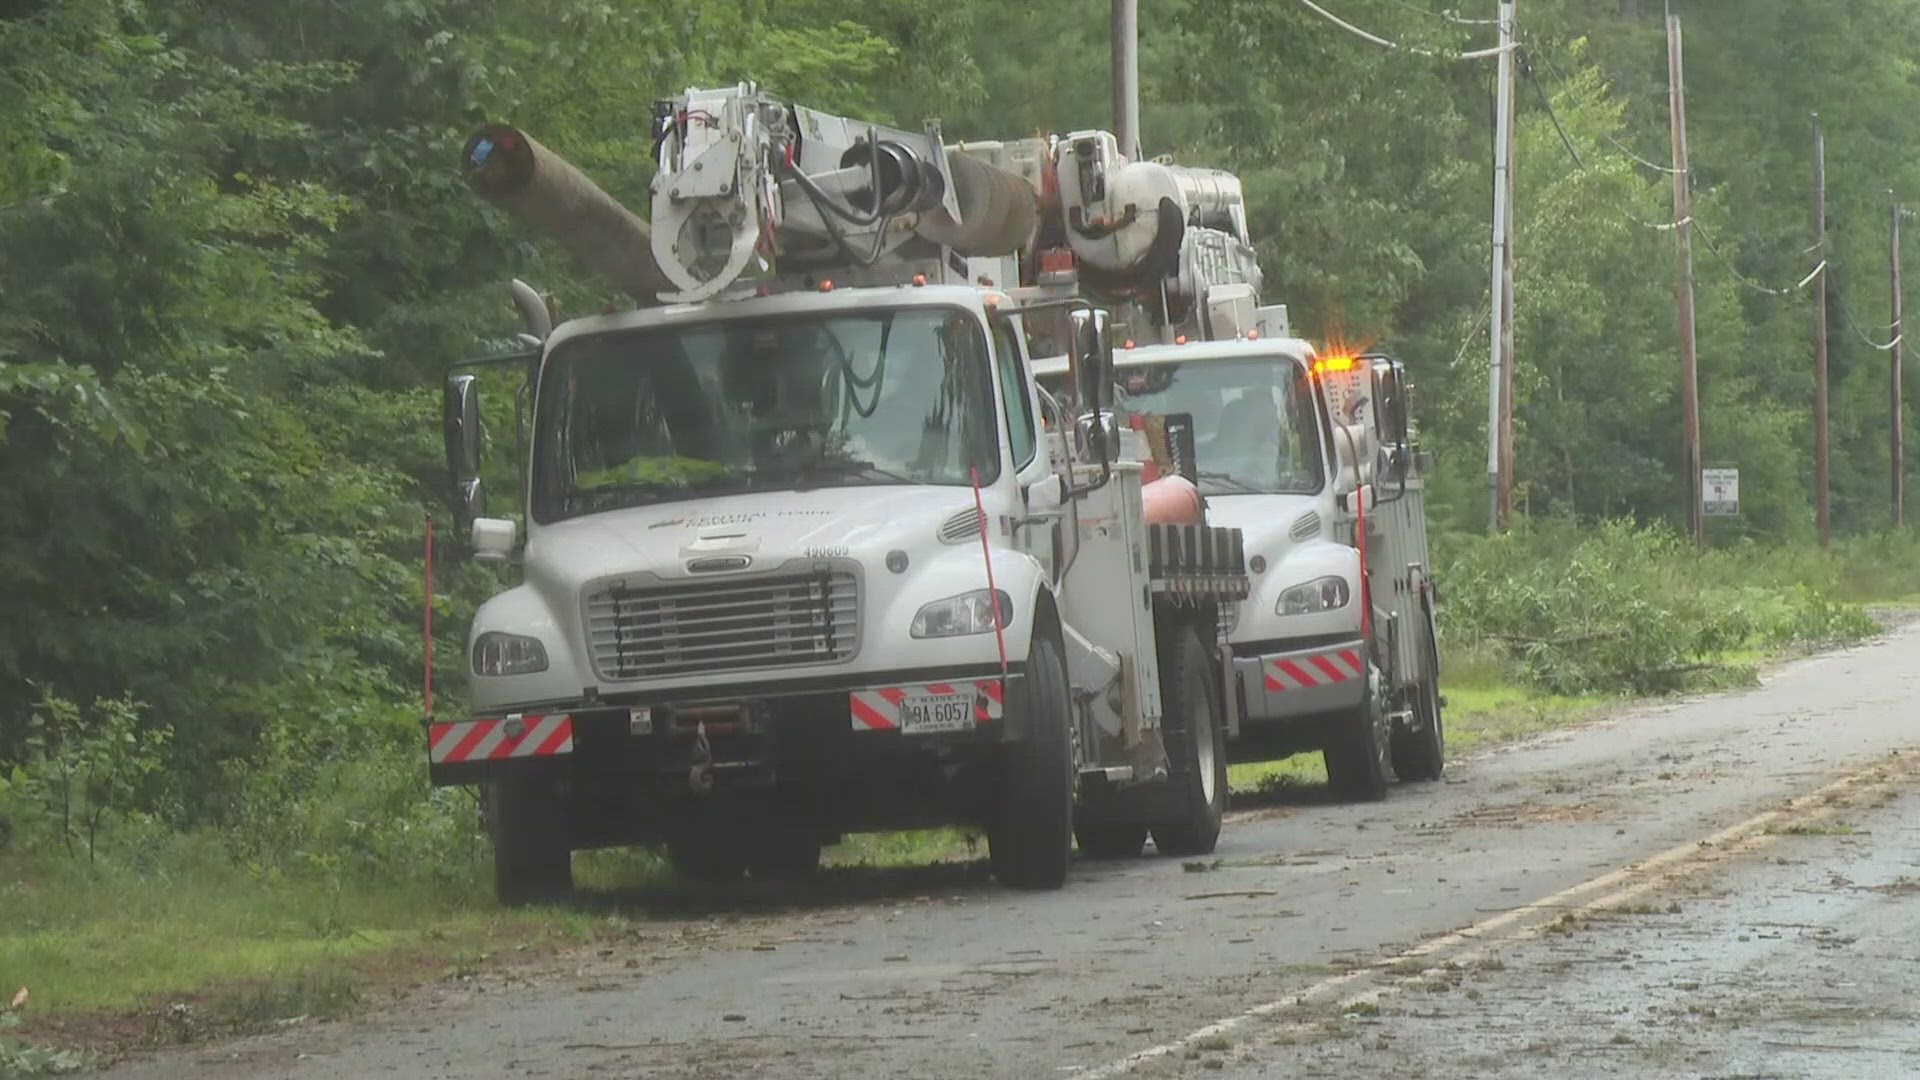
[1026,473,1066,509]
[472,517,517,562]
[1383,444,1410,482]
[1067,307,1114,414]
[444,373,485,532]
[1075,409,1121,459]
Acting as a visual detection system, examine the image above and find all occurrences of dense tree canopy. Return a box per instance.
[6,0,1920,802]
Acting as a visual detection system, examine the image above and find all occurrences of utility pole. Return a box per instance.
[1666,8,1702,552]
[1111,0,1141,161]
[1813,115,1831,547]
[1894,194,1905,528]
[1498,54,1517,529]
[1487,0,1516,531]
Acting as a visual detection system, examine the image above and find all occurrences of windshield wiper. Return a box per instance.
[788,458,915,490]
[1196,470,1263,495]
[563,479,743,512]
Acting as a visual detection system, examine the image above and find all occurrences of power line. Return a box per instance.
[1690,217,1824,297]
[1631,213,1692,232]
[1524,39,1826,301]
[1294,0,1515,60]
[1528,44,1683,175]
[1828,263,1901,350]
[1375,0,1502,26]
[1520,51,1583,169]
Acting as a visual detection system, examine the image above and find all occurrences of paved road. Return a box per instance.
[101,624,1920,1079]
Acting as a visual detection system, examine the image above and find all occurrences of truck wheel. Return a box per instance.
[1148,624,1228,857]
[1392,602,1446,783]
[988,626,1075,889]
[489,775,574,904]
[1075,823,1147,860]
[1323,662,1390,802]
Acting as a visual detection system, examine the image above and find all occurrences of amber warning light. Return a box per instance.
[1312,355,1359,376]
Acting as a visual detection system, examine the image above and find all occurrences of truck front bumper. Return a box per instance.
[425,666,1025,789]
[1232,639,1368,723]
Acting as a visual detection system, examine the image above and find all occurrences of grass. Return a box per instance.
[0,836,600,1022]
[1228,642,1610,794]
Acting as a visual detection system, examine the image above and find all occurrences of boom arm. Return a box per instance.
[648,83,1040,302]
[462,83,1272,338]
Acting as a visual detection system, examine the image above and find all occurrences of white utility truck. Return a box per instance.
[430,85,1255,902]
[1023,135,1444,801]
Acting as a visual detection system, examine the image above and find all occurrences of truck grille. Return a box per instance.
[585,570,860,681]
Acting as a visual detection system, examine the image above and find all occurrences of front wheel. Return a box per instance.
[1323,660,1390,802]
[1392,601,1445,783]
[1148,624,1228,857]
[989,625,1075,889]
[489,775,574,904]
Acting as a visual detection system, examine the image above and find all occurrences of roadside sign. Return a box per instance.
[1703,467,1739,516]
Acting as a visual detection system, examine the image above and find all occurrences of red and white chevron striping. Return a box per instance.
[429,714,575,763]
[1263,648,1365,692]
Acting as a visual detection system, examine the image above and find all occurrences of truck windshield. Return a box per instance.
[1112,357,1325,496]
[530,307,1000,523]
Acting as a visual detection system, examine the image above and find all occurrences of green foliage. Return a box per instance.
[575,455,735,490]
[0,694,170,863]
[0,1010,88,1078]
[1437,519,1882,694]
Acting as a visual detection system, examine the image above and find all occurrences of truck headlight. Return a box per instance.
[472,631,549,676]
[911,589,1013,638]
[1276,576,1351,616]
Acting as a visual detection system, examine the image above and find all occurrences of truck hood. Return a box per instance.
[1201,493,1359,641]
[1202,492,1327,547]
[524,486,985,595]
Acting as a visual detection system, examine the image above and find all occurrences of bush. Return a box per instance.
[1436,518,1881,695]
[221,701,489,894]
[0,693,171,863]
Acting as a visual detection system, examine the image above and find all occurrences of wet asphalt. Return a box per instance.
[96,624,1920,1079]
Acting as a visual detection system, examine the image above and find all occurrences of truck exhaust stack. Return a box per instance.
[461,123,668,300]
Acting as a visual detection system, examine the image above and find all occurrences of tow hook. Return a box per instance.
[689,720,714,795]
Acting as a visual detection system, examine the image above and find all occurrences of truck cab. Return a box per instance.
[438,273,1247,900]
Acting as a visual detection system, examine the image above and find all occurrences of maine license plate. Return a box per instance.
[898,691,974,734]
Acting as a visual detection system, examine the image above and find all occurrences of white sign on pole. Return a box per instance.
[1703,467,1739,516]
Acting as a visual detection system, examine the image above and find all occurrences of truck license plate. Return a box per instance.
[898,692,974,734]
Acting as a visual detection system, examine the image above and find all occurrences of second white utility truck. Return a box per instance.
[1023,129,1444,801]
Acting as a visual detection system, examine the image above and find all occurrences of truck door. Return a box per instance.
[992,317,1061,585]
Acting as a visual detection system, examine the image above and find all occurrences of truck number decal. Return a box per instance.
[805,545,849,559]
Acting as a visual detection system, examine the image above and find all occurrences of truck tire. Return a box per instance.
[988,626,1075,889]
[1075,823,1147,860]
[1148,624,1228,857]
[1392,600,1445,783]
[489,775,574,904]
[1323,661,1390,802]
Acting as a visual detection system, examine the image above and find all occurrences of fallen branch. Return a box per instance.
[1489,632,1624,646]
[1184,890,1278,900]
